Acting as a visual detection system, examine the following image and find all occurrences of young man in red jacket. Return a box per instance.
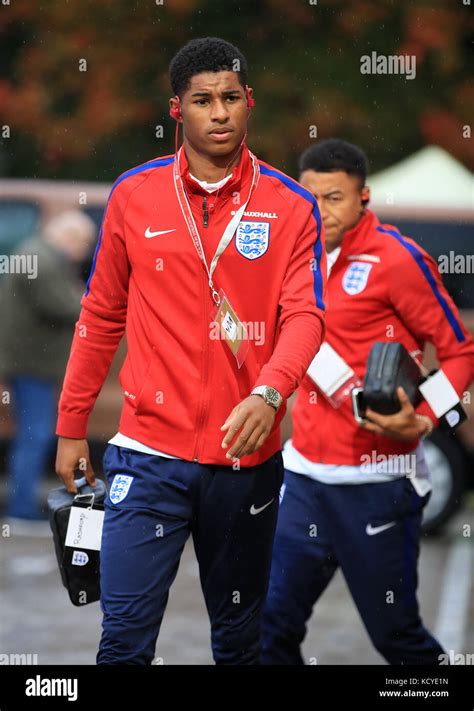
[54,37,326,664]
[262,139,474,665]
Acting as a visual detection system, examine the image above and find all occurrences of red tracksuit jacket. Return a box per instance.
[292,209,474,465]
[56,146,326,466]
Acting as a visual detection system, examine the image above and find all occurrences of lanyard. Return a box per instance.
[173,146,260,305]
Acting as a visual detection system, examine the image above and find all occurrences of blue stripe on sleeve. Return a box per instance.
[376,225,465,343]
[259,164,325,311]
[85,156,175,296]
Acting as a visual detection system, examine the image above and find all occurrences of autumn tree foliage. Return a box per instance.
[0,0,472,179]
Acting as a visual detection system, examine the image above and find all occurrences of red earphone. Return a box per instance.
[245,85,255,109]
[169,84,254,120]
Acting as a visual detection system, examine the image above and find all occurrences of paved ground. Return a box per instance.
[0,476,472,665]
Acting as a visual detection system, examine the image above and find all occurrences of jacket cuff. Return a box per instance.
[56,412,89,439]
[252,372,295,401]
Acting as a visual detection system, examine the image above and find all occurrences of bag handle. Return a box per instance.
[72,477,96,509]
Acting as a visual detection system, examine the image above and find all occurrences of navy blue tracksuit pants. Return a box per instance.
[97,444,284,665]
[262,469,444,665]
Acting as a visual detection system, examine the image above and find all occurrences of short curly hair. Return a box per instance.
[169,37,248,97]
[299,139,369,186]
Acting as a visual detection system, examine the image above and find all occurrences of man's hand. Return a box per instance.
[55,436,96,493]
[220,395,277,460]
[360,386,431,441]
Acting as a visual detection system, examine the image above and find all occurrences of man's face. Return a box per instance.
[172,71,251,160]
[299,170,369,252]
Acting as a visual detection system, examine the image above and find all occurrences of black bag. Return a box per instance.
[48,477,107,606]
[353,342,423,419]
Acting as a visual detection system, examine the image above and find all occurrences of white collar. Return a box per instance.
[188,172,233,193]
[327,246,342,275]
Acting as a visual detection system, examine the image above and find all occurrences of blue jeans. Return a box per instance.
[7,376,57,519]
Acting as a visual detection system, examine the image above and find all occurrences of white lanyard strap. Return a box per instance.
[173,147,259,304]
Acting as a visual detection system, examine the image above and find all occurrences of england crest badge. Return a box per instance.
[342,261,373,295]
[109,474,134,504]
[235,221,270,260]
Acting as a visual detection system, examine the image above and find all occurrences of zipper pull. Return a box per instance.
[202,196,209,228]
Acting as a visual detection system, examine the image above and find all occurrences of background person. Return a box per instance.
[0,210,95,533]
[262,139,474,665]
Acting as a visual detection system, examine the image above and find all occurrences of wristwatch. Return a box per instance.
[250,385,283,411]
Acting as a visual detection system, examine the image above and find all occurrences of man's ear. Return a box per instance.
[361,185,371,206]
[169,96,183,123]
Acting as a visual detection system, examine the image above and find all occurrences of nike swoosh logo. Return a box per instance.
[250,498,275,515]
[145,227,176,238]
[366,521,397,536]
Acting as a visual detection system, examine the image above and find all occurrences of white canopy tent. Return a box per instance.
[368,145,473,221]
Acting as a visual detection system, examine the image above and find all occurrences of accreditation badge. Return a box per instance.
[306,341,361,408]
[212,288,250,369]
